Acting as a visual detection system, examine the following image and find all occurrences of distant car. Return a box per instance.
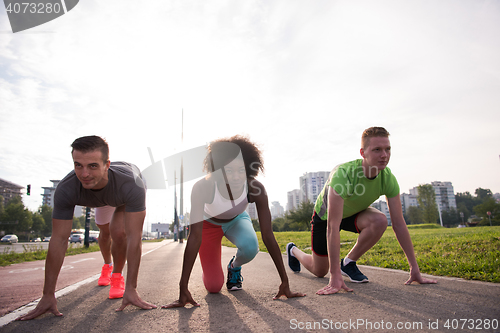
[69,233,84,243]
[43,237,51,242]
[32,237,42,242]
[1,235,18,243]
[88,235,98,243]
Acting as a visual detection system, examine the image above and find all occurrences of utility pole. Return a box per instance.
[174,170,178,242]
[179,109,184,243]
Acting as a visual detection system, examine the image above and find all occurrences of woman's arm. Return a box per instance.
[163,179,211,308]
[250,179,305,299]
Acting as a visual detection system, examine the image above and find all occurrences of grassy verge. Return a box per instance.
[221,225,500,283]
[0,239,167,267]
[0,243,101,267]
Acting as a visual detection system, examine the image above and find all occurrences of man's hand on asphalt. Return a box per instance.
[15,294,62,321]
[273,282,306,300]
[316,274,353,295]
[405,268,438,285]
[162,289,200,308]
[116,288,157,312]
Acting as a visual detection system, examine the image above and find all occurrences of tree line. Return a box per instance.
[0,196,98,242]
[404,186,499,227]
[269,186,499,232]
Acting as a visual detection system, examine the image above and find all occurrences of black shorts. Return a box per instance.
[311,211,360,257]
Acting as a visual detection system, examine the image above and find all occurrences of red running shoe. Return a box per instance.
[109,273,125,299]
[98,264,113,286]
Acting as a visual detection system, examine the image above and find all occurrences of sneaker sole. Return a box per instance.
[286,242,301,273]
[341,270,369,283]
[227,286,242,291]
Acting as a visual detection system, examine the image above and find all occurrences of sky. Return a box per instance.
[1,0,499,230]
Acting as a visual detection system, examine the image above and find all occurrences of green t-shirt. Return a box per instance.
[314,159,400,220]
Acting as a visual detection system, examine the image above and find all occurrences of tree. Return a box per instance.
[475,188,493,201]
[72,216,84,229]
[286,200,314,231]
[251,219,260,232]
[40,205,53,235]
[474,197,500,226]
[271,217,287,232]
[2,196,33,240]
[456,202,470,223]
[406,206,423,224]
[441,207,460,227]
[31,212,46,237]
[455,191,477,217]
[0,195,4,217]
[417,184,439,224]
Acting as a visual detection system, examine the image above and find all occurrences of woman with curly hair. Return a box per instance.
[164,135,304,308]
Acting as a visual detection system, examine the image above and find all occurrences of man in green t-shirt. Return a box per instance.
[287,127,437,295]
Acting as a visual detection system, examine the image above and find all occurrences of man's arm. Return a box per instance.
[387,194,437,285]
[317,187,353,295]
[16,219,72,320]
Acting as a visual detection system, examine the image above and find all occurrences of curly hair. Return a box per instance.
[203,135,264,178]
[361,127,390,149]
[71,135,109,162]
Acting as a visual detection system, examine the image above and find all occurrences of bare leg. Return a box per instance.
[97,223,112,264]
[291,247,330,278]
[346,207,387,261]
[109,206,127,274]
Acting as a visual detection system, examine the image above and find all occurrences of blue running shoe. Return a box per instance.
[227,256,243,291]
[341,259,368,283]
[287,242,301,272]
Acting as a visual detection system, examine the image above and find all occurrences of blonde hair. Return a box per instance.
[361,127,390,149]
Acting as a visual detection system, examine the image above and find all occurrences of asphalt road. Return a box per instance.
[0,240,499,332]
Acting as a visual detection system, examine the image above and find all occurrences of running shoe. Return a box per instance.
[98,264,113,286]
[286,242,301,272]
[341,259,368,283]
[226,257,243,291]
[109,273,125,299]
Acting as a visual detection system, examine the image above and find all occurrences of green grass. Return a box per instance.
[0,239,166,267]
[221,225,500,283]
[0,243,101,267]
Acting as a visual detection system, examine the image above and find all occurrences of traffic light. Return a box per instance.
[27,184,31,196]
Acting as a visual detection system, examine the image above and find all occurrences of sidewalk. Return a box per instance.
[1,240,499,332]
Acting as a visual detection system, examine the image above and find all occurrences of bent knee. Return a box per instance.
[368,213,388,230]
[205,283,223,294]
[243,247,259,262]
[314,267,329,278]
[238,240,259,261]
[202,274,223,293]
[312,255,329,278]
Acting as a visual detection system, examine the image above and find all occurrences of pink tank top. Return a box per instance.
[204,182,248,220]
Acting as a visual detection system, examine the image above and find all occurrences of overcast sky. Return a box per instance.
[1,0,499,228]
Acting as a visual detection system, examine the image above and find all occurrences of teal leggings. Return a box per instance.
[199,212,259,293]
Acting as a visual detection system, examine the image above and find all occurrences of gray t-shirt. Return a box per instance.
[53,161,146,220]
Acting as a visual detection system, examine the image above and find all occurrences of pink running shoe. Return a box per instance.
[109,273,125,299]
[98,264,113,286]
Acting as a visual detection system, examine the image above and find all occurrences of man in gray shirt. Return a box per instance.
[17,136,156,320]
